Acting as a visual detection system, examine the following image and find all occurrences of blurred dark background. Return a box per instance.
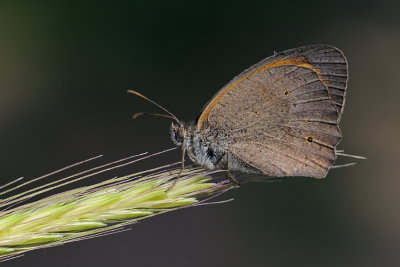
[1,1,399,266]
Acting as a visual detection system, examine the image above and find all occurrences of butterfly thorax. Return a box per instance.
[170,122,226,170]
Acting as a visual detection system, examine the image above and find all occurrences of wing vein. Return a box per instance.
[245,140,327,171]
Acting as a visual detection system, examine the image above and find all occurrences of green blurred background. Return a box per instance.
[1,1,399,266]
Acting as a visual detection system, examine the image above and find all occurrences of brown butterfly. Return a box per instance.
[129,44,347,185]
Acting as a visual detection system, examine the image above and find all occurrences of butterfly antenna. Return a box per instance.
[132,112,177,121]
[127,90,182,124]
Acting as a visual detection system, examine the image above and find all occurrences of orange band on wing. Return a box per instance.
[196,57,324,129]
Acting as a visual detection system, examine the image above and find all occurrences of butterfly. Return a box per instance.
[129,44,347,185]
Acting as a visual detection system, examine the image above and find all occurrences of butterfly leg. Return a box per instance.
[225,154,240,185]
[166,148,185,191]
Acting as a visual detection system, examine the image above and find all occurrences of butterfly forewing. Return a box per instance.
[197,45,347,130]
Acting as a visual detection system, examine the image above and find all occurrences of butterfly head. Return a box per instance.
[170,122,190,147]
